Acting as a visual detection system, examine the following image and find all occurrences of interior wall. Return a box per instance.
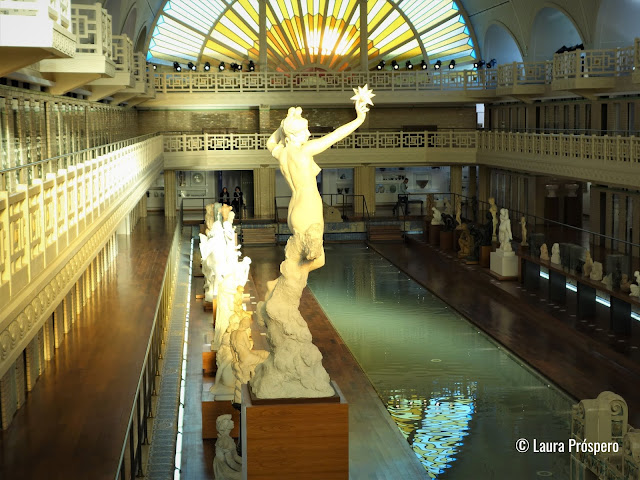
[483,23,523,64]
[528,7,583,61]
[594,0,640,48]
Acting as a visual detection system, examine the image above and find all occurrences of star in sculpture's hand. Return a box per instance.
[350,84,375,110]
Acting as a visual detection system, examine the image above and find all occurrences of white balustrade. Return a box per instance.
[0,0,72,32]
[112,35,133,73]
[71,2,112,58]
[497,62,551,87]
[163,131,479,153]
[554,47,635,80]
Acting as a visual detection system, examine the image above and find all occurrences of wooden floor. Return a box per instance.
[0,215,176,480]
[371,235,640,427]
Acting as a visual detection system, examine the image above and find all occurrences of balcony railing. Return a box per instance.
[479,131,640,165]
[151,38,640,95]
[71,3,112,58]
[162,131,479,152]
[112,35,133,73]
[0,0,71,31]
[153,69,498,94]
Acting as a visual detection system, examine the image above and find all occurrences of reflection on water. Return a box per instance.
[308,245,572,479]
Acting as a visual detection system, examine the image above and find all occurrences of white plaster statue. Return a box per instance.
[583,251,593,278]
[205,203,216,237]
[602,273,613,290]
[231,314,269,404]
[443,198,452,215]
[498,208,512,252]
[252,86,373,399]
[213,414,242,480]
[590,261,603,281]
[455,200,462,229]
[620,274,632,293]
[540,243,549,261]
[551,243,561,265]
[210,287,247,399]
[630,271,640,297]
[489,197,498,242]
[520,216,528,247]
[431,207,443,226]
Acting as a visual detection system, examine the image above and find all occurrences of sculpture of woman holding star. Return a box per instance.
[252,86,375,399]
[266,84,374,269]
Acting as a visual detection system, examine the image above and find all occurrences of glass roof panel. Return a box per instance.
[147,0,477,69]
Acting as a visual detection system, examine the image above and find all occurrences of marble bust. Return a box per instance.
[590,261,603,281]
[213,414,242,480]
[431,206,443,225]
[540,243,549,261]
[550,243,561,265]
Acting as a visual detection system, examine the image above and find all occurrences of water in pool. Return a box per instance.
[307,244,573,479]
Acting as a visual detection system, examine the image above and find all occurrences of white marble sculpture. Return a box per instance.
[210,287,247,399]
[630,271,640,297]
[590,261,603,281]
[431,207,443,225]
[489,197,498,242]
[455,200,462,229]
[252,86,372,399]
[498,208,512,252]
[583,251,593,278]
[205,203,216,236]
[231,314,269,404]
[602,273,613,290]
[213,414,242,480]
[540,243,549,261]
[213,258,252,351]
[520,216,528,246]
[551,243,561,265]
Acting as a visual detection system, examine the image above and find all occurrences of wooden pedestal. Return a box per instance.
[241,382,348,480]
[480,245,491,268]
[429,224,441,246]
[440,230,453,251]
[202,347,216,376]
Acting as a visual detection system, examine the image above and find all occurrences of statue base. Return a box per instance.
[429,224,441,246]
[439,230,453,251]
[479,245,492,268]
[241,381,348,479]
[490,248,518,280]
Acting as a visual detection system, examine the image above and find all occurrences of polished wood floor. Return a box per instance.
[0,216,176,480]
[371,235,640,426]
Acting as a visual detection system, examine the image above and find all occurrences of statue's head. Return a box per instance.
[239,314,252,330]
[282,107,310,145]
[216,414,234,434]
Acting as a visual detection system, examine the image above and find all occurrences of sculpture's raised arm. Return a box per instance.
[302,85,374,157]
[266,125,283,155]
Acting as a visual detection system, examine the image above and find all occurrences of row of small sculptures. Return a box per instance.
[537,244,640,296]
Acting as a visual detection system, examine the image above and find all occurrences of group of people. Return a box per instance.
[219,186,244,218]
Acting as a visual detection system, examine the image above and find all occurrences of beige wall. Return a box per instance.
[137,106,477,134]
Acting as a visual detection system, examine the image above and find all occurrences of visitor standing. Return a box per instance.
[232,186,243,218]
[219,186,230,205]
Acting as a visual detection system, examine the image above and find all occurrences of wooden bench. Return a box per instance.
[368,224,403,242]
[242,226,276,245]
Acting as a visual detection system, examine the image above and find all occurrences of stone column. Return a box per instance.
[140,194,147,218]
[164,170,176,217]
[632,195,640,263]
[354,165,375,216]
[259,105,271,133]
[468,166,477,199]
[450,165,462,196]
[605,190,613,249]
[477,165,491,205]
[253,165,275,219]
[617,193,627,253]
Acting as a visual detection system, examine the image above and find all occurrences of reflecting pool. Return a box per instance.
[308,244,572,479]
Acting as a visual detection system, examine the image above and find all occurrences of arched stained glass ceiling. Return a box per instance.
[147,0,477,71]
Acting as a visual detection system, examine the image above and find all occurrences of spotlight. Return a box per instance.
[449,59,456,69]
[151,64,157,71]
[405,60,413,70]
[232,62,242,72]
[248,60,255,72]
[376,60,386,70]
[204,61,210,71]
[218,62,225,71]
[487,59,497,68]
[391,60,399,70]
[421,60,428,70]
[188,62,196,71]
[173,62,182,72]
[434,60,441,70]
[474,60,486,69]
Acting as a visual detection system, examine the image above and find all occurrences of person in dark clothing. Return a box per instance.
[232,186,243,218]
[219,187,230,205]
